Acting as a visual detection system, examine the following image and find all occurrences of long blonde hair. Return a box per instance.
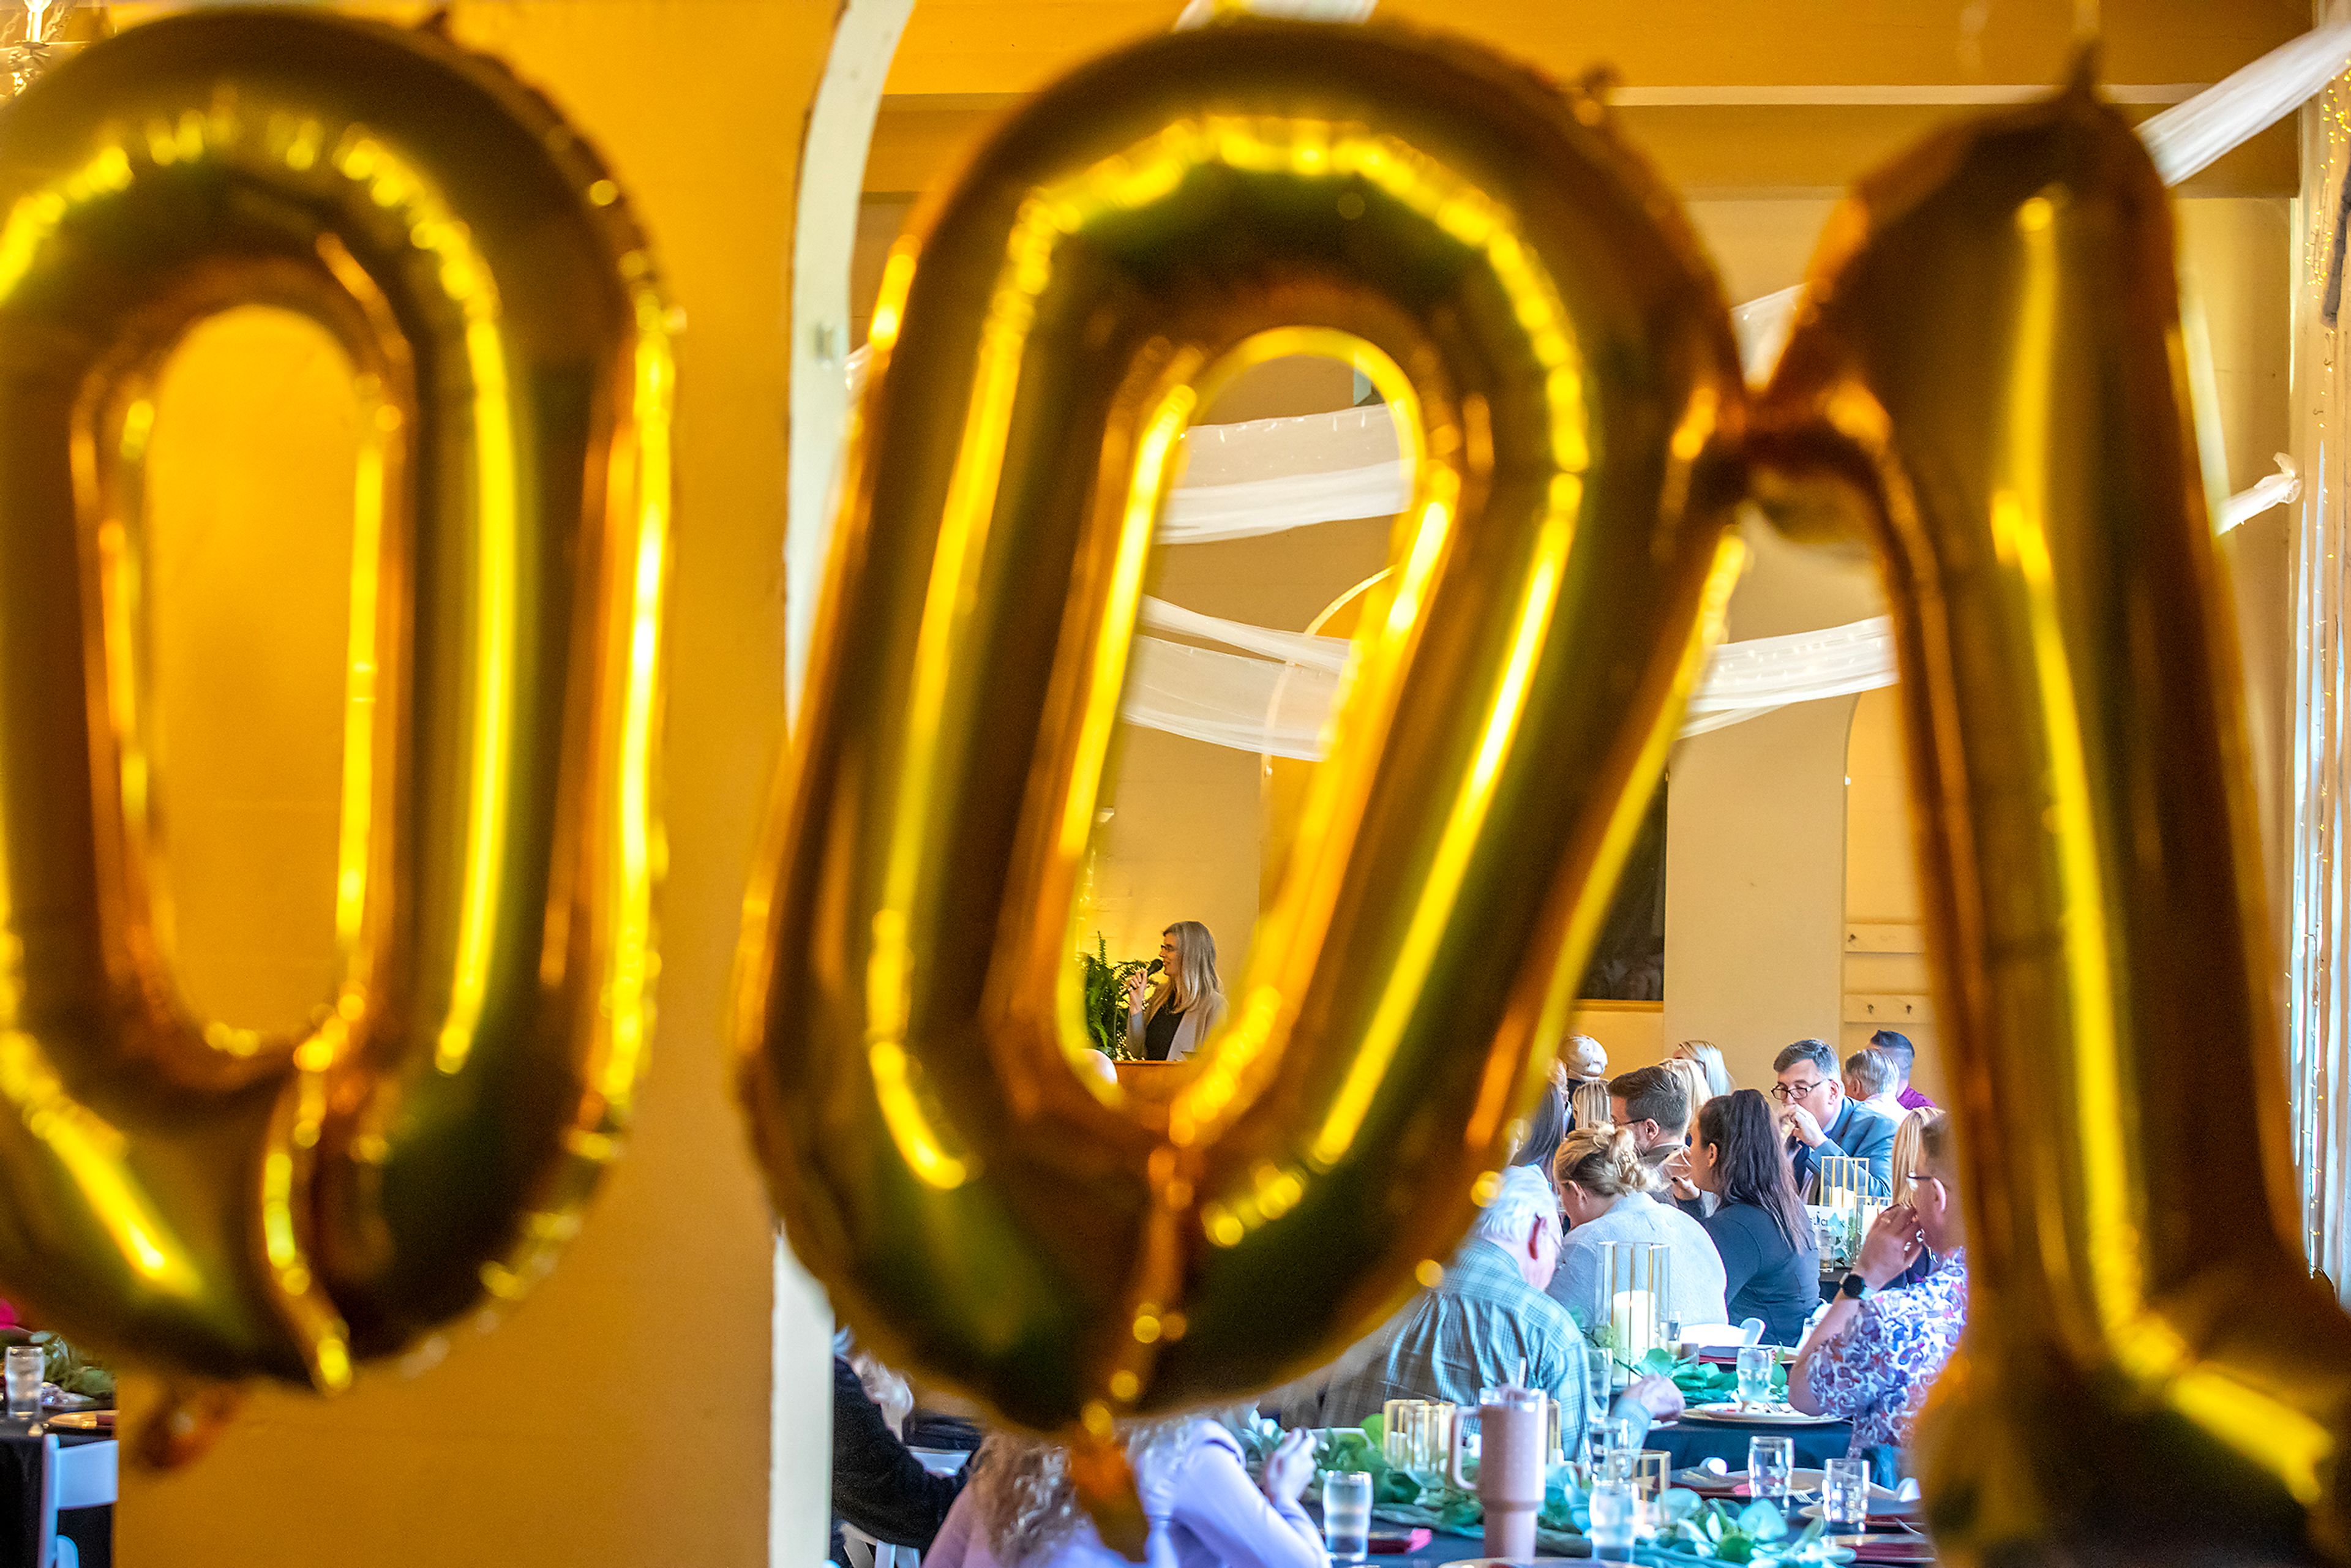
[1663,1057,1714,1142]
[1570,1079,1613,1130]
[1891,1106,1946,1207]
[1673,1040,1734,1098]
[1146,921,1223,1019]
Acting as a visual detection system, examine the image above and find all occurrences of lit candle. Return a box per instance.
[1611,1288,1656,1360]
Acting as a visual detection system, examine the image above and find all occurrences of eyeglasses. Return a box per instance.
[1769,1079,1827,1102]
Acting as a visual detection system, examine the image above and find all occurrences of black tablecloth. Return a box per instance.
[2,1421,111,1568]
[1648,1416,1851,1471]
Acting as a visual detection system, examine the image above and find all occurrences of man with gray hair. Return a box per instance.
[1775,1037,1899,1197]
[1279,1165,1682,1442]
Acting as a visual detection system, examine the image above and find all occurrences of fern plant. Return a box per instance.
[1077,934,1152,1059]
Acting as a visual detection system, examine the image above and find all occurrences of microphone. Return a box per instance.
[1146,958,1164,977]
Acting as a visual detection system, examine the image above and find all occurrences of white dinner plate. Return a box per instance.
[1679,1402,1845,1426]
[1800,1497,1918,1522]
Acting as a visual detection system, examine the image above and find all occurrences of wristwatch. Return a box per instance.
[1837,1272,1870,1301]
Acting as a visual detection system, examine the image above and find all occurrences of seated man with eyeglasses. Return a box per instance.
[1786,1114,1968,1471]
[1771,1038,1899,1198]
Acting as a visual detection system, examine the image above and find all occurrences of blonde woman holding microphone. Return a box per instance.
[1125,921,1227,1062]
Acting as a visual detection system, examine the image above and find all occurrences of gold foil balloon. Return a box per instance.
[1752,70,2351,1567]
[738,13,1747,1458]
[0,10,673,1389]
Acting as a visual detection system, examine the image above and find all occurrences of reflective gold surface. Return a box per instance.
[0,9,673,1388]
[738,18,1747,1438]
[1753,71,2351,1568]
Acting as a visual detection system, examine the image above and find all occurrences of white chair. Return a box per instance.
[36,1435,116,1568]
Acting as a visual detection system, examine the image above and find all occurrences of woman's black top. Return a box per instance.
[1700,1201,1820,1345]
[830,1356,964,1561]
[1142,1004,1185,1062]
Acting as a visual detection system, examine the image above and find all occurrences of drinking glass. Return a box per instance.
[1735,1345,1776,1406]
[1323,1471,1373,1562]
[1579,1346,1613,1465]
[1748,1435,1795,1504]
[1588,1412,1638,1474]
[1589,1477,1638,1558]
[1822,1457,1871,1529]
[3,1345,39,1421]
[1584,1344,1613,1408]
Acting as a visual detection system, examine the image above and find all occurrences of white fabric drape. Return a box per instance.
[1128,595,1900,758]
[2140,14,2351,185]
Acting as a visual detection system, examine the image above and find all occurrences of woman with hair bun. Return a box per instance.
[1548,1123,1728,1331]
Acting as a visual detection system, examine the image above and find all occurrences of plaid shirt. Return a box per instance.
[1279,1238,1594,1441]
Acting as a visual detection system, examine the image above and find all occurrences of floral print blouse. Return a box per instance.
[1807,1250,1968,1457]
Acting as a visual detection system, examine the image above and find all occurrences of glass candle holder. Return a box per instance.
[1600,1239,1671,1364]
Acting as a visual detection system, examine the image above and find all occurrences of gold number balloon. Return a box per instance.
[737,17,1747,1449]
[1751,69,2351,1566]
[0,10,672,1389]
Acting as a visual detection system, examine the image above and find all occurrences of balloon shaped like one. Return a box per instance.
[741,19,2351,1567]
[0,9,673,1394]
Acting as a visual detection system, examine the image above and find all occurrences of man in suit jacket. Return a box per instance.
[1772,1038,1899,1197]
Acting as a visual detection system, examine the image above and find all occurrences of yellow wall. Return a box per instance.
[143,309,362,1031]
[1840,688,1941,1101]
[116,5,840,1566]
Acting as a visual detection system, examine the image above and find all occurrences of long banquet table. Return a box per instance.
[1647,1414,1852,1471]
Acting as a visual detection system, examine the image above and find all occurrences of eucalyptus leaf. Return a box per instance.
[1738,1499,1790,1542]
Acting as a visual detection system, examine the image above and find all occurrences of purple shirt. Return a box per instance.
[926,1424,1327,1568]
[1897,1084,1936,1111]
